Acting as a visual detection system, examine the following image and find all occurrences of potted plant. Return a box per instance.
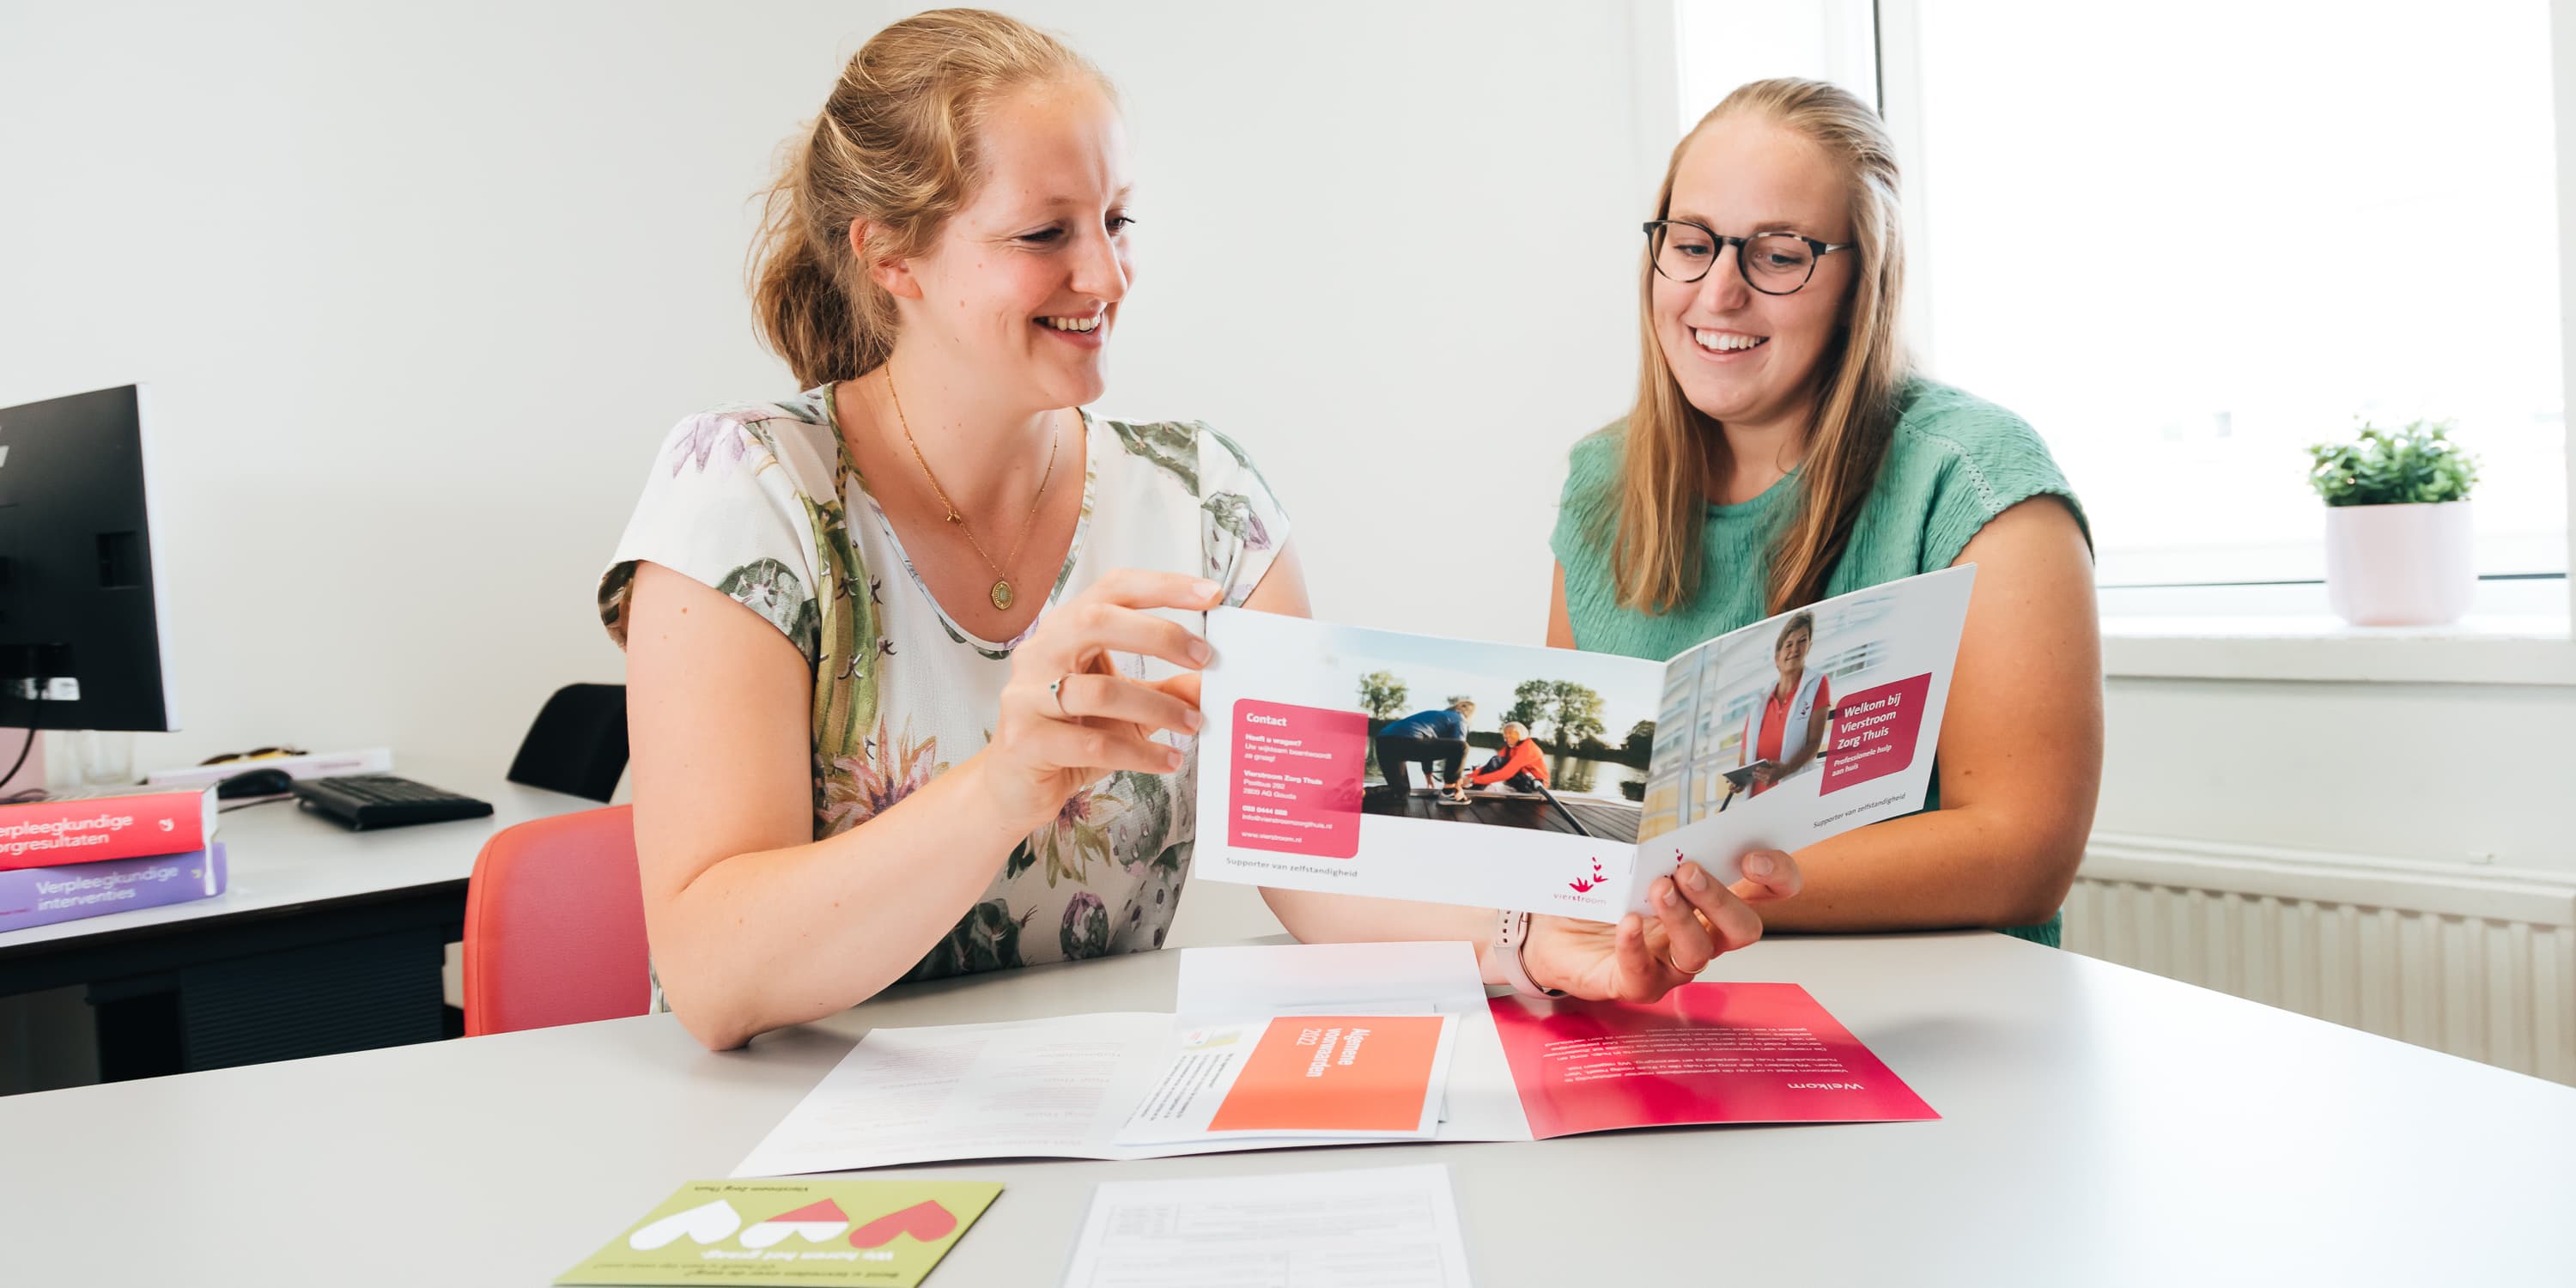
[2306,419,2481,626]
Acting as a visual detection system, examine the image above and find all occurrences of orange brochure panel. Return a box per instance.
[1205,1015,1447,1133]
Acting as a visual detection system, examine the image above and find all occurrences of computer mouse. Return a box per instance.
[216,767,296,800]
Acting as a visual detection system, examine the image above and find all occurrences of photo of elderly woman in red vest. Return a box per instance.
[1440,721,1551,803]
[1730,610,1829,801]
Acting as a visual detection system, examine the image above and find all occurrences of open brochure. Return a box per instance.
[1191,565,1977,919]
[731,943,1933,1177]
[732,942,1493,1176]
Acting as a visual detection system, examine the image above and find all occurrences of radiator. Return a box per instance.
[2069,835,2576,1085]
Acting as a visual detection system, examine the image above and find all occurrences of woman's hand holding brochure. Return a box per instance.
[1521,851,1802,999]
[980,569,1223,827]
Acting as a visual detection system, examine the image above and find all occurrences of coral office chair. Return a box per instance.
[461,805,650,1036]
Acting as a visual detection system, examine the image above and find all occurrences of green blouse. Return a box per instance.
[1549,378,2089,947]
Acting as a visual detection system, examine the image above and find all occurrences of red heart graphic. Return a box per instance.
[849,1200,957,1249]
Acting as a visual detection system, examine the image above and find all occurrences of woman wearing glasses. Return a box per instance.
[1548,78,2103,945]
[605,10,1794,1052]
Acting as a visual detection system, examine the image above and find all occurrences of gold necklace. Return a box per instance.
[884,367,1061,612]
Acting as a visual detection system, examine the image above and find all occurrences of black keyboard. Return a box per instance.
[291,775,495,830]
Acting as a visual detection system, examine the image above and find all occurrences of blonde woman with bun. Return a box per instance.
[604,9,1796,1051]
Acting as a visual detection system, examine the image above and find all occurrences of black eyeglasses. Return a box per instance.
[1642,220,1854,295]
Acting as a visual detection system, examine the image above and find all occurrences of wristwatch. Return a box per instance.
[1493,909,1565,999]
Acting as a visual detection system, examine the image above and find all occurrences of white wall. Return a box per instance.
[5,1,2571,890]
[0,0,1656,781]
[2098,680,2576,871]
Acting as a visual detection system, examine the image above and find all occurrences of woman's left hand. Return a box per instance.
[1517,851,1802,1002]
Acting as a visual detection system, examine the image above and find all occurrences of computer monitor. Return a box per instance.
[0,384,179,732]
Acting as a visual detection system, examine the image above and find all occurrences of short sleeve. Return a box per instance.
[1195,424,1292,607]
[597,409,824,667]
[1549,428,1623,570]
[1901,388,2093,574]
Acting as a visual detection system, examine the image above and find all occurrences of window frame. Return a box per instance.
[1866,0,2576,682]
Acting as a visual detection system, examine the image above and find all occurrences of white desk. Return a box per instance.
[0,766,591,952]
[4,932,2568,1285]
[0,765,598,1078]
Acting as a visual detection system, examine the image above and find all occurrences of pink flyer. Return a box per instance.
[1489,982,1937,1138]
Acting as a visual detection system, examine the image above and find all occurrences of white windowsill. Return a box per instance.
[2099,580,2576,686]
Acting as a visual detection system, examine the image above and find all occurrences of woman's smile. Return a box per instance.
[1689,326,1770,361]
[1037,308,1109,349]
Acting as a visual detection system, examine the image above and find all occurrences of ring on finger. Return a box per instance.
[1048,673,1077,719]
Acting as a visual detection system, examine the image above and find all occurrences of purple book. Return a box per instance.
[0,843,228,933]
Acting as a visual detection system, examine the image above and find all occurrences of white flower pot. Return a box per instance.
[2323,501,2475,627]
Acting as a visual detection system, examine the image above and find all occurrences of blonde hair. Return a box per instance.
[1606,77,1911,617]
[750,9,1112,387]
[1450,699,1479,717]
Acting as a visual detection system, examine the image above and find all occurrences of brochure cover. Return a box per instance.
[556,1179,1000,1286]
[1112,1012,1455,1145]
[1490,982,1938,1138]
[1192,565,1977,918]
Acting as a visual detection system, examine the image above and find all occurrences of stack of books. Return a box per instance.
[0,785,228,933]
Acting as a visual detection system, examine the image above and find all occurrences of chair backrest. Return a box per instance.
[461,805,649,1036]
[507,683,629,802]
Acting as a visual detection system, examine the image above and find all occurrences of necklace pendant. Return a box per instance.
[990,579,1015,611]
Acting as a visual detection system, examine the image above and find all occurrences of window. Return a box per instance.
[1675,0,2573,597]
[1674,0,1878,136]
[1896,0,2567,586]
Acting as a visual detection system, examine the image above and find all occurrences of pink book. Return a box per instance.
[1491,982,1937,1137]
[0,785,220,869]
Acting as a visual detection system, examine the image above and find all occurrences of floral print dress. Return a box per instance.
[598,384,1287,988]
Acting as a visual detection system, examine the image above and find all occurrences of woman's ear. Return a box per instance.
[851,219,926,301]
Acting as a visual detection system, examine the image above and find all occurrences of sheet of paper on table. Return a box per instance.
[732,941,1525,1176]
[1058,1164,1474,1288]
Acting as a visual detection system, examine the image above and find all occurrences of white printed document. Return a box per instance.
[1193,566,1977,919]
[731,1011,1173,1176]
[732,942,1526,1176]
[1059,1164,1474,1288]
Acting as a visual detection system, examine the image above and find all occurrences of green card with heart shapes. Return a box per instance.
[556,1179,1002,1285]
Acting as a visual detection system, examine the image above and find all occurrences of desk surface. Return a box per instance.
[3,931,2570,1285]
[0,766,593,956]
